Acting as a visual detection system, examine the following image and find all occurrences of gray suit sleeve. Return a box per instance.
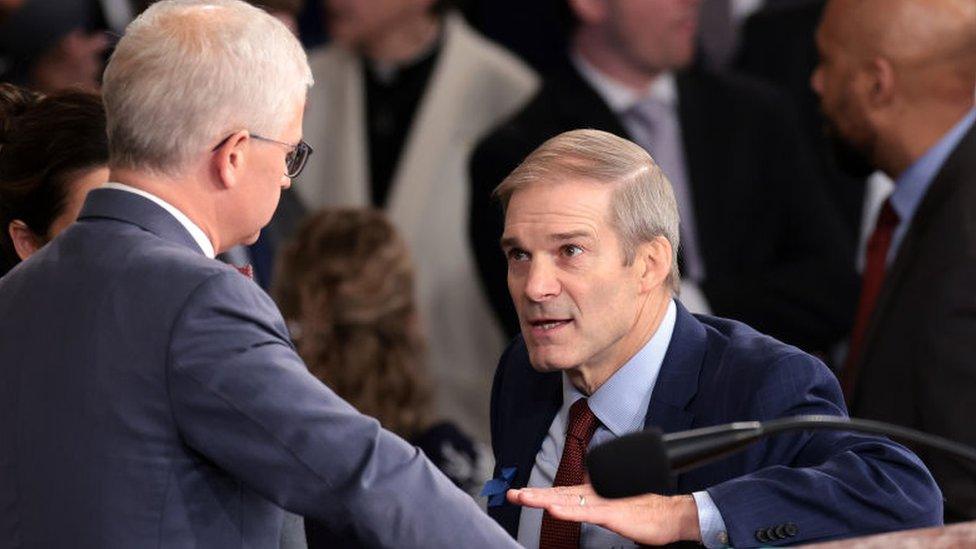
[165,271,517,548]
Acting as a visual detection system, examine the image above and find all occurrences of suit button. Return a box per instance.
[785,523,798,537]
[766,527,779,541]
[755,529,769,543]
[775,524,789,539]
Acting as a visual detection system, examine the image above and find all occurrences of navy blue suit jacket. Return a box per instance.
[488,303,942,546]
[0,188,517,548]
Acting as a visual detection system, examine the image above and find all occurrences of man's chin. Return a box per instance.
[526,348,575,374]
[242,230,261,246]
[823,122,876,178]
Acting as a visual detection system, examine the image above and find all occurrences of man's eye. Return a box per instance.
[562,245,583,257]
[507,249,529,262]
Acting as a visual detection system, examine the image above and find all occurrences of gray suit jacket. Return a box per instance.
[0,187,516,548]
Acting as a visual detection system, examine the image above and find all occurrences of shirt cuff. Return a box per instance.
[693,490,730,548]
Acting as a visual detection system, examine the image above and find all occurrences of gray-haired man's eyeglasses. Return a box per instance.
[211,133,313,178]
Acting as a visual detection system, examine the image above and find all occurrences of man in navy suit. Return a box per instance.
[0,1,518,547]
[486,129,942,547]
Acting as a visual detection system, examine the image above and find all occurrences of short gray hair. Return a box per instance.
[494,129,681,291]
[102,0,313,175]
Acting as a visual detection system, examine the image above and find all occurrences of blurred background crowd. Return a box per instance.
[2,0,971,519]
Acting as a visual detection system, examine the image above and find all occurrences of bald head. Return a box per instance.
[814,0,976,177]
[820,0,976,100]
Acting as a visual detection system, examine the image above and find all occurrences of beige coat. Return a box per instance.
[297,14,538,442]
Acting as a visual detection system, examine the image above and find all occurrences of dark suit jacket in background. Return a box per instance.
[469,60,858,356]
[0,188,516,548]
[488,303,942,547]
[848,122,976,522]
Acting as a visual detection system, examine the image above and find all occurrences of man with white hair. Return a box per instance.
[0,1,519,547]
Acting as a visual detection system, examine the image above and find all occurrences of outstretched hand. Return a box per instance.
[507,484,701,546]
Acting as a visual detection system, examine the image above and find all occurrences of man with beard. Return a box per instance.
[812,0,976,521]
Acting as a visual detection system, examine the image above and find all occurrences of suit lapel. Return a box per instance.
[387,14,471,233]
[333,53,371,206]
[512,374,562,490]
[644,302,703,435]
[855,123,976,383]
[491,359,561,537]
[299,47,370,208]
[644,303,705,495]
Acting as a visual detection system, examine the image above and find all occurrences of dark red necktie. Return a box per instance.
[539,398,600,549]
[842,200,899,400]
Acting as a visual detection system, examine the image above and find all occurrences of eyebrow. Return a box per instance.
[499,230,594,250]
[549,231,593,242]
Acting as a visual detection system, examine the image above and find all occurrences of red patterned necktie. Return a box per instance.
[539,398,600,549]
[841,199,899,401]
[235,264,254,280]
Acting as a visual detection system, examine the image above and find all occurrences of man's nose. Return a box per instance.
[524,259,560,302]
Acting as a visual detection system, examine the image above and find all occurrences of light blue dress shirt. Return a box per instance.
[516,301,729,548]
[887,108,976,264]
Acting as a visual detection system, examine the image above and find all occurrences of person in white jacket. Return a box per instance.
[297,0,538,445]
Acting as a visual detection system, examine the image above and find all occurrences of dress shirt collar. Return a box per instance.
[890,108,976,231]
[561,299,678,437]
[570,49,677,114]
[101,182,216,259]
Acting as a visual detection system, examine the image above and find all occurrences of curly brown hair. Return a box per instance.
[274,208,432,439]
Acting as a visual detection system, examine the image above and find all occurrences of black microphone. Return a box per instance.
[586,415,976,499]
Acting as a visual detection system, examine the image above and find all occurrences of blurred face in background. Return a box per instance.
[324,0,436,50]
[811,2,878,176]
[590,0,701,74]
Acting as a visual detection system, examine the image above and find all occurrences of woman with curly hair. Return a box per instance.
[275,208,488,496]
[275,208,489,547]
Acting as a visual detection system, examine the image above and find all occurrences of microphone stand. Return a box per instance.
[665,414,976,474]
[587,414,976,498]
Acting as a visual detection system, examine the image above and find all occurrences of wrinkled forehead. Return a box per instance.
[503,179,617,238]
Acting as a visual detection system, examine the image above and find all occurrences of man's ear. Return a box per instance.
[212,130,250,190]
[8,220,43,261]
[636,236,673,293]
[866,57,896,109]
